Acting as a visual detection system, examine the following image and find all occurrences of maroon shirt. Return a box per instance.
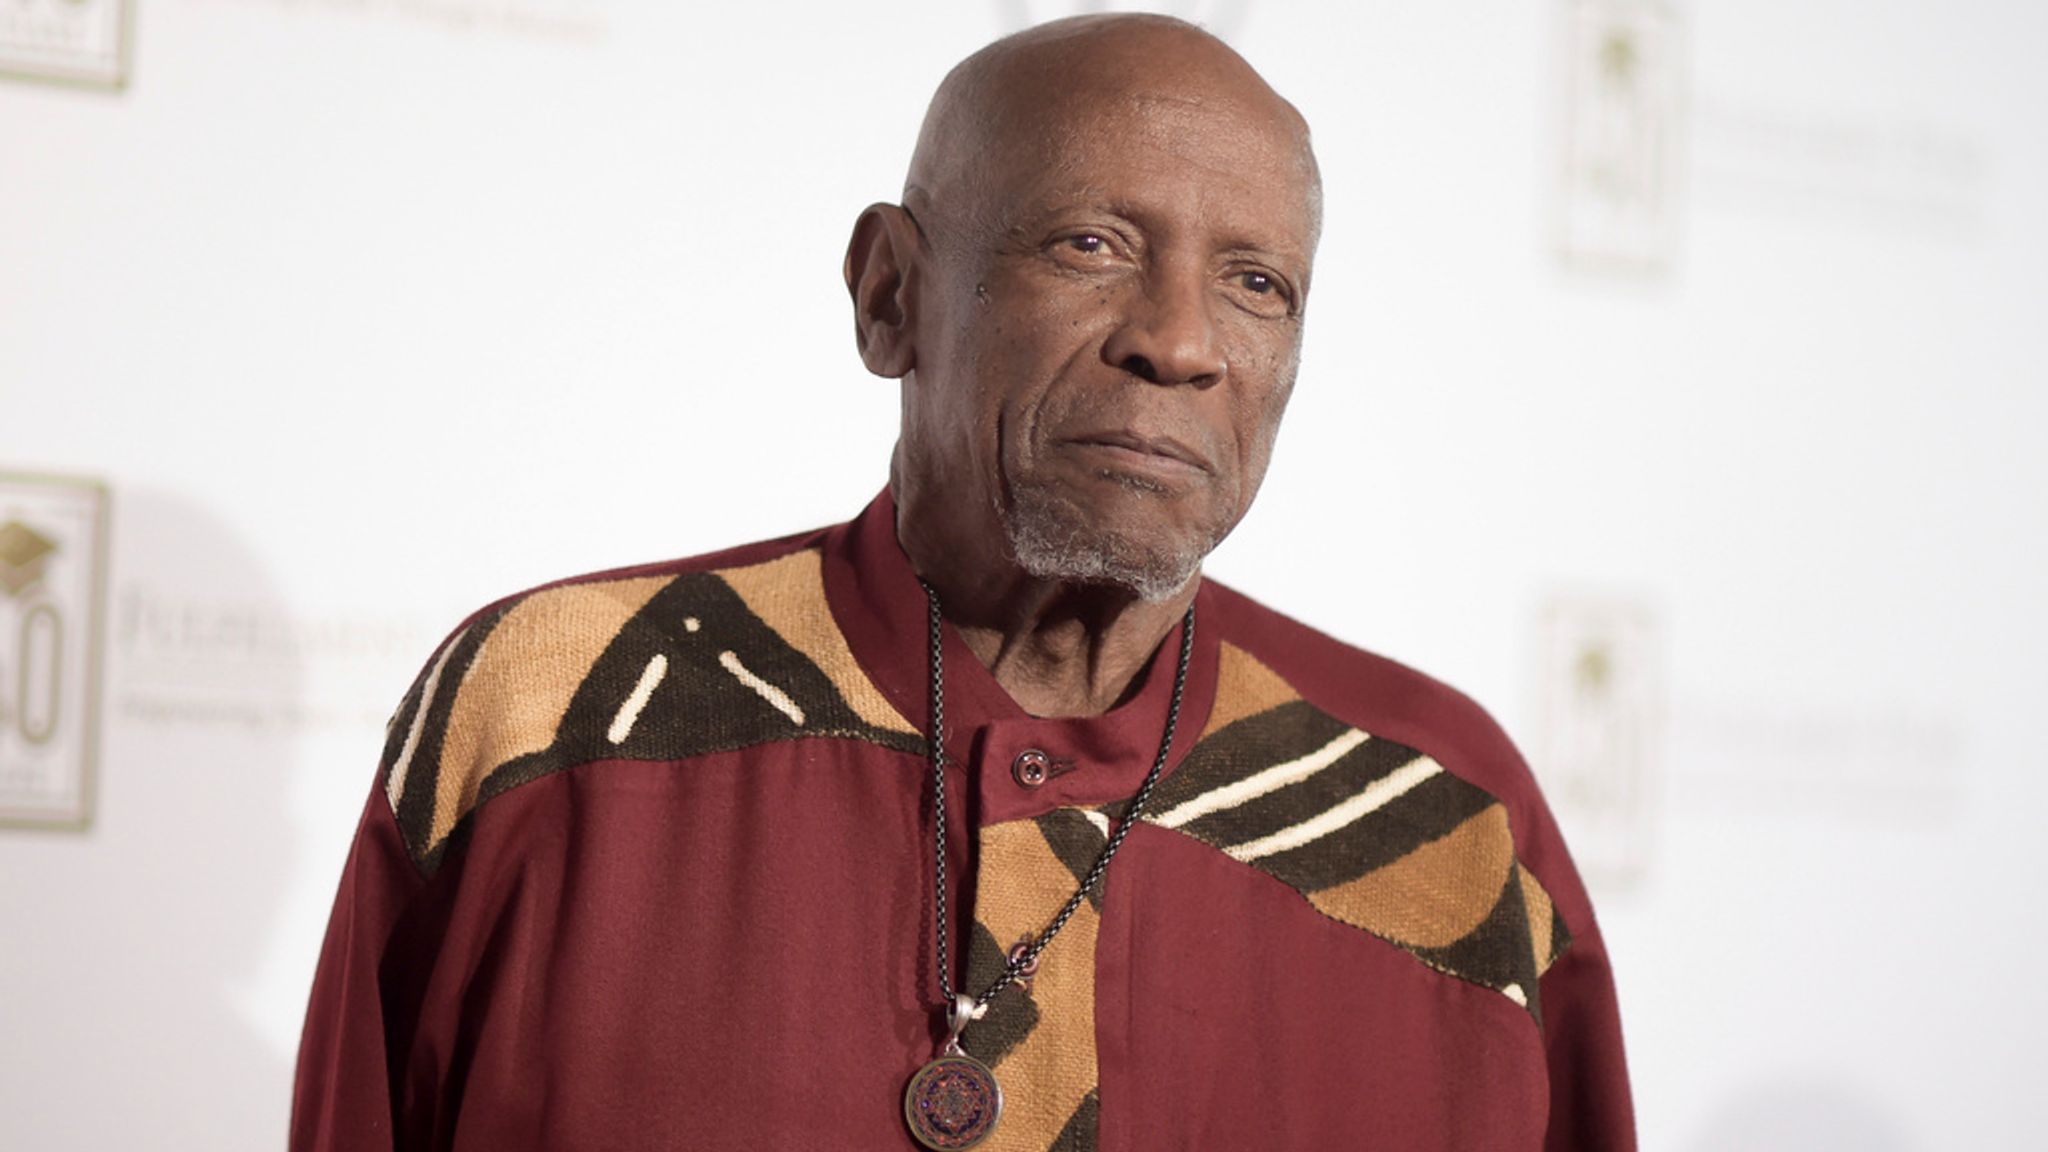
[292,492,1634,1151]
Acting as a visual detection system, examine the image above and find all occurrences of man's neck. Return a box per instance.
[945,578,1195,718]
[894,506,1195,718]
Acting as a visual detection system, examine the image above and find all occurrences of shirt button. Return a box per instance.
[1012,749,1052,788]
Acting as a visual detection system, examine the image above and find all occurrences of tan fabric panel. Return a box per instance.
[717,549,915,736]
[430,575,671,849]
[1198,641,1300,741]
[1519,863,1557,975]
[1307,803,1516,950]
[972,819,1101,1152]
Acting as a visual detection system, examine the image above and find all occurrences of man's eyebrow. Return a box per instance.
[995,191,1120,234]
[996,195,1308,258]
[1214,236,1308,264]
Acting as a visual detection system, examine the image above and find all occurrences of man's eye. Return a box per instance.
[1229,269,1294,318]
[1063,234,1108,255]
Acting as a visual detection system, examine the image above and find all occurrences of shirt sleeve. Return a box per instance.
[291,785,426,1152]
[1540,919,1638,1152]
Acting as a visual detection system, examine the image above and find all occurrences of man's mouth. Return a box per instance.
[1065,431,1212,476]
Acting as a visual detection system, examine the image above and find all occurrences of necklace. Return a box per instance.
[903,581,1195,1151]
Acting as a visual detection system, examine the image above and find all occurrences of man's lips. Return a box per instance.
[1064,430,1213,475]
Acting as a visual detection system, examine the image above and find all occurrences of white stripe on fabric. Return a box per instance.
[1223,756,1443,863]
[719,650,806,726]
[1150,728,1370,830]
[385,624,469,811]
[607,653,670,745]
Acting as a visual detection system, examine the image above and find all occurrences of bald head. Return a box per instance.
[905,14,1321,250]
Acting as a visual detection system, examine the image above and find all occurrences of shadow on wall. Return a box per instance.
[0,487,302,1151]
[1686,1080,1924,1152]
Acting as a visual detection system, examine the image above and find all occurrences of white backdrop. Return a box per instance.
[4,0,2045,1148]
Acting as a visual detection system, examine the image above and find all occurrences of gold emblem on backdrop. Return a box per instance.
[0,473,110,830]
[1555,0,1686,275]
[1532,593,1662,890]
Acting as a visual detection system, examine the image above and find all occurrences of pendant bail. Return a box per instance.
[944,992,982,1055]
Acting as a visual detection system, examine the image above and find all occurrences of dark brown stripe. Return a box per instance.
[1415,863,1543,1018]
[391,605,507,866]
[1547,903,1574,970]
[959,921,1038,1068]
[1147,699,1350,815]
[1178,735,1424,852]
[1251,768,1500,893]
[1035,809,1110,911]
[1049,1089,1100,1152]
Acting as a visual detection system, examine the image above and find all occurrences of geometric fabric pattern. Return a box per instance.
[376,549,922,874]
[951,643,1576,1150]
[957,820,1104,1152]
[1140,642,1571,1019]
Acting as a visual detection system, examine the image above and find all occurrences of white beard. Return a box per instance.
[1000,484,1206,603]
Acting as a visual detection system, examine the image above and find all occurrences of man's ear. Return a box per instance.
[843,203,922,379]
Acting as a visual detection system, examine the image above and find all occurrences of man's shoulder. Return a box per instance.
[373,521,918,874]
[462,524,831,627]
[1176,579,1595,1018]
[1199,578,1535,808]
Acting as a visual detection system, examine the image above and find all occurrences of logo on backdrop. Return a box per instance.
[1531,592,1663,890]
[0,0,131,89]
[0,473,110,829]
[1555,0,1685,275]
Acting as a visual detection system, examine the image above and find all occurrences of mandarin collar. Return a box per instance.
[820,489,1220,821]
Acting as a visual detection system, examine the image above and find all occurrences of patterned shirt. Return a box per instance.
[292,491,1635,1151]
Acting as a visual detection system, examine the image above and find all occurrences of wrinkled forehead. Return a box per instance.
[1004,79,1308,171]
[974,79,1319,243]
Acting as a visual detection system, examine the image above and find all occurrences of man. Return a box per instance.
[294,14,1633,1151]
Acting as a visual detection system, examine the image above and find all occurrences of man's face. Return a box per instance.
[902,78,1319,601]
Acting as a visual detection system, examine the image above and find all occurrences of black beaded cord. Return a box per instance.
[922,579,1196,1014]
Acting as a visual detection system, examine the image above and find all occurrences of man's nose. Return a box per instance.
[1102,266,1227,387]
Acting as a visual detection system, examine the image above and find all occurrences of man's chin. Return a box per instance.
[1002,489,1210,603]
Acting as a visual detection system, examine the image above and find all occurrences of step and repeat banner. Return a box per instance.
[3,1,2043,1148]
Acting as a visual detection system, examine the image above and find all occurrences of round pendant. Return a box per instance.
[904,1053,1002,1150]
